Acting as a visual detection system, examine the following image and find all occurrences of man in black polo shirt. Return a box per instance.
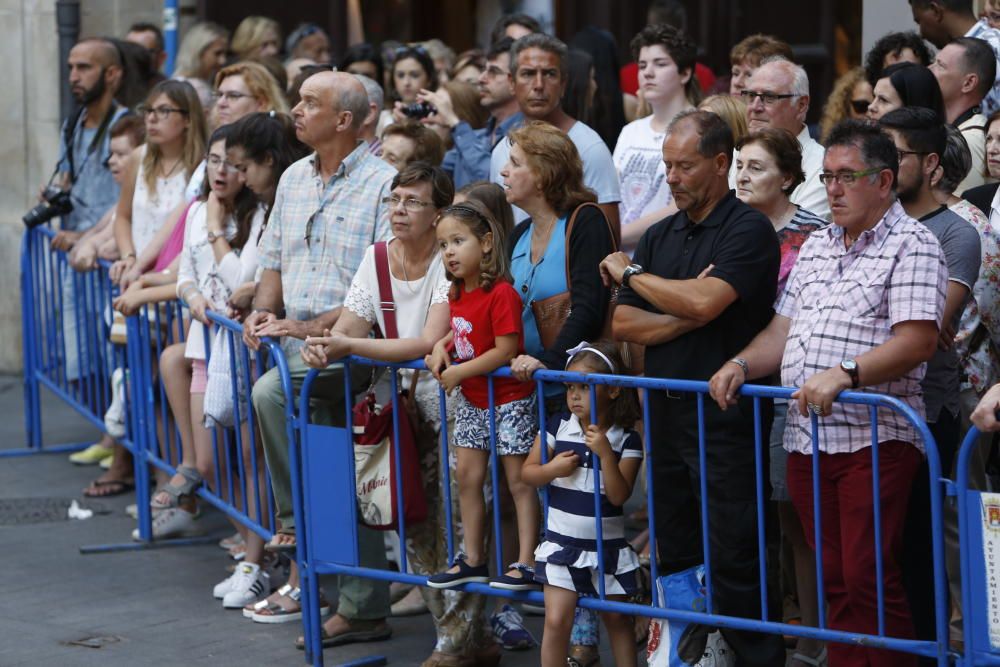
[601,109,782,666]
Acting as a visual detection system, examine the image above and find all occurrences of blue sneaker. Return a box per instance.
[491,603,537,650]
[426,555,489,589]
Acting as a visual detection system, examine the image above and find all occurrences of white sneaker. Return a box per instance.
[223,562,270,609]
[131,507,197,540]
[104,368,127,438]
[213,570,240,599]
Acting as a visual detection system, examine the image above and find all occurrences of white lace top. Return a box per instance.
[344,239,450,425]
[131,145,189,254]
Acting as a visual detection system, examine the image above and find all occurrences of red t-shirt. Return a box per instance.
[449,280,535,409]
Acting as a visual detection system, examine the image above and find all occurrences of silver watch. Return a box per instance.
[621,263,644,287]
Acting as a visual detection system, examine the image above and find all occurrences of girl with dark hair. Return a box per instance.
[341,42,384,86]
[562,50,597,131]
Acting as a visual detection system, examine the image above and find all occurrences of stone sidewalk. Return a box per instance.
[0,375,635,666]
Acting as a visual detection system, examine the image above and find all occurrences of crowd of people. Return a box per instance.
[41,0,1000,665]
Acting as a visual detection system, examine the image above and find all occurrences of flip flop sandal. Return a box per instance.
[82,479,135,498]
[294,619,392,650]
[150,465,203,511]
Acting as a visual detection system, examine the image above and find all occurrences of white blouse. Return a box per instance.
[131,145,188,255]
[343,239,450,422]
[177,200,264,359]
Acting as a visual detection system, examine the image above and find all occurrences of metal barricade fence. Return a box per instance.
[957,425,1000,666]
[294,356,953,667]
[18,226,292,552]
[13,225,132,459]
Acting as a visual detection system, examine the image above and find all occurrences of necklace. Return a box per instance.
[397,241,433,295]
[160,156,183,178]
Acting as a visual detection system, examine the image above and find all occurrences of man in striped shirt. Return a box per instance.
[709,120,947,667]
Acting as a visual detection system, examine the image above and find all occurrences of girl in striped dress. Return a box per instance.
[522,340,644,667]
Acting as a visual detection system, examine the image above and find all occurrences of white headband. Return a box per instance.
[565,341,615,374]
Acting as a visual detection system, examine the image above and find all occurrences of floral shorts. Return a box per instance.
[453,390,538,456]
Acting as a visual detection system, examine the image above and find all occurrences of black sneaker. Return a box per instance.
[426,555,489,589]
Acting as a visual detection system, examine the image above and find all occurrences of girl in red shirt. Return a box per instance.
[425,200,541,591]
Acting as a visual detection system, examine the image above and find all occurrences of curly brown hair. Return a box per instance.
[819,67,869,144]
[507,121,596,216]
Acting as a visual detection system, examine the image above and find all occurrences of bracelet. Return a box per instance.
[728,357,749,378]
[251,307,273,315]
[123,252,136,261]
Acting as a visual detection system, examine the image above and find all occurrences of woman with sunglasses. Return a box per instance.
[819,67,874,143]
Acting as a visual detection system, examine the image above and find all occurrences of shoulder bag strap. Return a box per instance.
[562,202,618,288]
[373,240,399,339]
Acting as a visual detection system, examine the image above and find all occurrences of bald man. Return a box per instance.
[50,39,128,244]
[245,71,397,647]
[50,39,130,386]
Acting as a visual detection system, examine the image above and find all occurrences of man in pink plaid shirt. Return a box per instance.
[709,120,947,667]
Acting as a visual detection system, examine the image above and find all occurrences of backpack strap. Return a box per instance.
[373,241,399,339]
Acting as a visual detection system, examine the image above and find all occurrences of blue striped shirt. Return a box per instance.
[543,413,642,548]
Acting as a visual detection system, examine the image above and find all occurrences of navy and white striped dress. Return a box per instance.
[534,413,644,597]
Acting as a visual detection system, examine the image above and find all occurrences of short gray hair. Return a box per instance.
[336,75,371,131]
[510,33,568,80]
[760,55,810,98]
[353,74,384,114]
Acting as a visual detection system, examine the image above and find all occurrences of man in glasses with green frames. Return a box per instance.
[710,119,947,666]
[730,57,829,219]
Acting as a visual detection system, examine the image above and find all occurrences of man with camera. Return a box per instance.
[37,38,129,387]
[36,38,129,248]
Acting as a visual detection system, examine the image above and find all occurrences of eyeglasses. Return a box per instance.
[382,195,433,211]
[213,90,253,103]
[850,99,871,114]
[818,167,882,186]
[137,104,187,120]
[739,90,796,105]
[896,149,927,162]
[206,154,242,173]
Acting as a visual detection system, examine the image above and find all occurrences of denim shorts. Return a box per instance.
[453,390,538,456]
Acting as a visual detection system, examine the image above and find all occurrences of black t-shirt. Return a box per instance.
[616,191,780,381]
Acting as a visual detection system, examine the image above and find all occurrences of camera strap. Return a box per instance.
[64,102,120,184]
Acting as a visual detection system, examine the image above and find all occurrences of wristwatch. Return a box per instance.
[207,230,222,243]
[840,359,860,388]
[621,263,644,287]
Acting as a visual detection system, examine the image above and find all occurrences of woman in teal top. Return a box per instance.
[500,121,615,387]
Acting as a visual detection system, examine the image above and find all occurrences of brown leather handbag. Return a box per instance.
[530,203,616,350]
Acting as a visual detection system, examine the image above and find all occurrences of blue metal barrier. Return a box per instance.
[957,425,1000,666]
[292,355,953,667]
[12,225,130,458]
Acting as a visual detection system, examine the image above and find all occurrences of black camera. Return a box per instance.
[401,101,436,120]
[23,186,73,228]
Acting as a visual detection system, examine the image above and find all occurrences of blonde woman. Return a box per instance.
[172,21,229,109]
[212,61,290,127]
[698,94,749,145]
[231,16,281,60]
[110,80,207,288]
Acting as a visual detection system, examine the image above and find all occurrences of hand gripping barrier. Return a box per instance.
[957,424,1000,666]
[292,356,954,667]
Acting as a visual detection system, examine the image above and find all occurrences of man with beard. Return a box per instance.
[879,106,980,647]
[48,39,130,390]
[49,38,129,250]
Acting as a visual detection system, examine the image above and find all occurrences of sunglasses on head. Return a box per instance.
[850,99,871,114]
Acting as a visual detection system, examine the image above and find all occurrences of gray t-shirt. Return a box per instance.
[919,206,981,422]
[490,119,621,223]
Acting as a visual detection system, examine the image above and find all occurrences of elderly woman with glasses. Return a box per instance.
[301,163,499,665]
